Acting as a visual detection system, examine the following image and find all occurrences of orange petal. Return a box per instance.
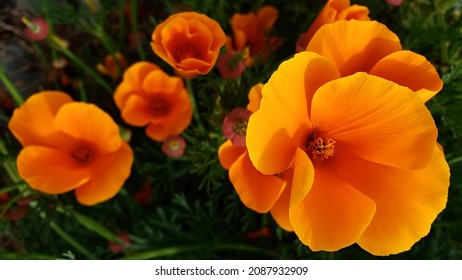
[337,5,370,20]
[218,140,247,170]
[290,165,376,252]
[229,152,286,213]
[54,103,122,155]
[270,170,293,231]
[247,83,263,113]
[120,95,153,126]
[307,20,402,76]
[256,6,278,31]
[17,146,91,194]
[75,142,133,206]
[8,91,73,147]
[247,52,339,174]
[114,62,160,108]
[326,145,449,256]
[290,148,315,208]
[142,69,184,96]
[370,50,443,102]
[310,72,437,170]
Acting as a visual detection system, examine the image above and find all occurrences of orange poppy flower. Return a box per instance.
[218,84,293,231]
[114,62,193,142]
[150,12,226,79]
[296,0,369,52]
[8,91,133,206]
[306,20,443,102]
[226,6,283,66]
[246,52,449,255]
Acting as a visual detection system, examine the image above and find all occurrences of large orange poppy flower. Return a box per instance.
[296,0,369,52]
[114,62,193,142]
[246,52,449,255]
[226,6,283,66]
[8,91,133,206]
[306,20,443,102]
[151,12,226,79]
[218,84,292,231]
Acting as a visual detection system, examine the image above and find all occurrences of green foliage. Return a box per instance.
[1,0,462,260]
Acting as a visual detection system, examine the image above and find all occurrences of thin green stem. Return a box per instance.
[31,42,50,69]
[49,38,112,94]
[130,0,146,60]
[49,221,97,260]
[186,79,206,134]
[0,140,21,183]
[77,80,88,102]
[0,64,24,106]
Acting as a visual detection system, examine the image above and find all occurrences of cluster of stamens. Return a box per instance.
[306,131,336,161]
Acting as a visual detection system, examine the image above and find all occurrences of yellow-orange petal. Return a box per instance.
[270,169,294,231]
[310,72,437,170]
[337,5,370,20]
[114,62,160,108]
[218,140,246,170]
[370,50,443,102]
[54,103,122,155]
[229,152,286,213]
[307,20,402,76]
[142,69,184,96]
[8,91,73,147]
[326,145,449,256]
[75,142,133,206]
[247,83,263,113]
[17,146,91,194]
[290,165,376,252]
[247,52,339,174]
[290,148,315,208]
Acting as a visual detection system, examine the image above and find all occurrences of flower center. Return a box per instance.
[72,146,93,165]
[233,120,248,136]
[175,45,198,62]
[168,139,181,151]
[306,131,336,161]
[152,99,170,116]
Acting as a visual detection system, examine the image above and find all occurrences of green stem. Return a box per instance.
[0,140,21,183]
[120,242,278,260]
[130,0,146,60]
[186,79,206,134]
[0,64,24,106]
[77,80,88,102]
[49,221,97,260]
[31,42,50,69]
[49,38,112,94]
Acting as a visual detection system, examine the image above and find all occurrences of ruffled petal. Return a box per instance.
[370,50,443,102]
[229,152,286,213]
[8,91,73,147]
[247,83,263,113]
[270,169,295,232]
[307,20,402,76]
[75,142,133,206]
[247,52,339,174]
[54,103,122,155]
[218,140,246,170]
[326,144,449,256]
[290,165,376,252]
[17,146,91,194]
[121,95,153,126]
[310,72,437,170]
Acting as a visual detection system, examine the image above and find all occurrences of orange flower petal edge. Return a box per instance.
[8,91,133,206]
[151,12,226,79]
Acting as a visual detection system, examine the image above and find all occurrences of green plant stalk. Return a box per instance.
[49,221,97,260]
[50,39,112,94]
[130,0,146,60]
[77,80,88,102]
[0,64,24,106]
[31,42,50,69]
[433,0,449,69]
[119,242,278,260]
[186,79,206,134]
[0,140,21,183]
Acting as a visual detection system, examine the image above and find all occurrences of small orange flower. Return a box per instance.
[150,12,226,79]
[296,0,370,52]
[114,62,193,141]
[96,52,127,80]
[306,20,443,101]
[218,84,292,231]
[226,6,283,66]
[8,91,134,206]
[246,52,449,255]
